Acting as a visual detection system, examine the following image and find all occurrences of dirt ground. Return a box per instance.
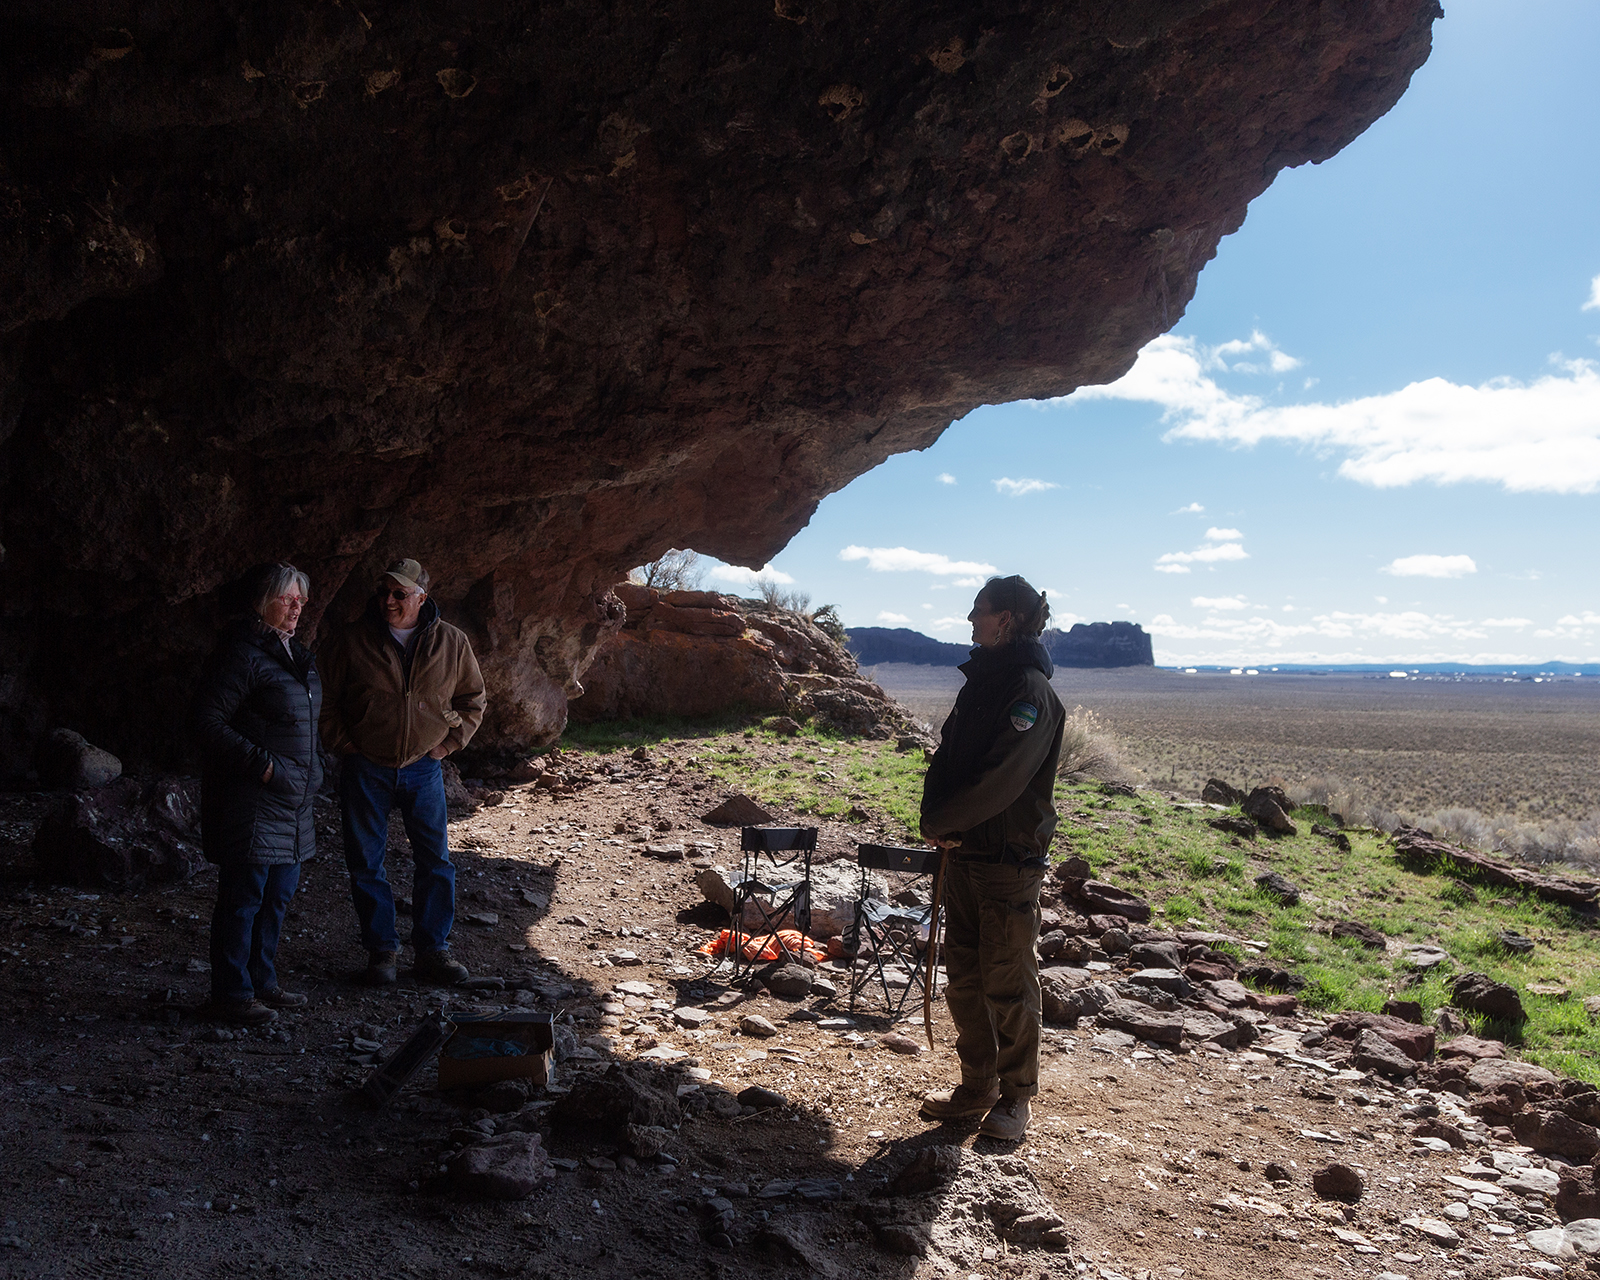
[0,736,1584,1279]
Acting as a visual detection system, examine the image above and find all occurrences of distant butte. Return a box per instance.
[0,0,1439,772]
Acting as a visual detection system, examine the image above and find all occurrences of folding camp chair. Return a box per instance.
[847,843,945,1018]
[726,826,817,981]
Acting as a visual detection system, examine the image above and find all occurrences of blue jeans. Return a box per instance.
[210,861,301,1004]
[340,753,455,954]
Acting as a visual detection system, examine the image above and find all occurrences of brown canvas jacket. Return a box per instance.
[318,597,486,768]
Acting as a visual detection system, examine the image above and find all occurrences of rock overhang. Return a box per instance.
[0,0,1440,770]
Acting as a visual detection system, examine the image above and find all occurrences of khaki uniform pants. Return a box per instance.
[941,858,1044,1100]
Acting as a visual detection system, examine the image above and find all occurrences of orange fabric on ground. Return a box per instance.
[697,927,826,963]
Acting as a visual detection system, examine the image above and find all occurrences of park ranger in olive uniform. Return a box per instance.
[919,575,1064,1142]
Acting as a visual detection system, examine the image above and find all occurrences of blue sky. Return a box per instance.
[697,0,1600,666]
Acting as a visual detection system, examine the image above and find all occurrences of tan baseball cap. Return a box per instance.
[383,558,427,593]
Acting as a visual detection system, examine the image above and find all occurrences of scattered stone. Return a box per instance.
[1512,1108,1600,1161]
[1404,944,1451,970]
[477,1078,530,1113]
[1402,1216,1461,1246]
[1312,1163,1364,1201]
[1527,1219,1600,1258]
[1097,998,1183,1045]
[1253,871,1301,905]
[1527,981,1571,1000]
[673,1007,712,1029]
[1499,1167,1561,1198]
[447,1132,551,1200]
[1331,919,1385,948]
[739,1014,777,1038]
[39,728,122,790]
[465,912,499,927]
[644,843,686,861]
[1310,822,1352,852]
[1090,1030,1135,1053]
[1352,1029,1418,1079]
[1263,1161,1292,1184]
[1099,927,1131,955]
[32,775,204,891]
[763,963,814,999]
[878,1032,923,1055]
[1466,1058,1559,1093]
[1382,998,1424,1023]
[1129,940,1183,970]
[767,716,801,736]
[614,980,654,997]
[1452,971,1525,1022]
[1181,1009,1241,1049]
[1497,929,1536,955]
[1412,1119,1465,1148]
[550,1064,681,1141]
[737,1086,785,1110]
[1556,1167,1600,1221]
[1205,815,1257,839]
[700,795,775,826]
[1437,1034,1505,1061]
[1327,1012,1435,1060]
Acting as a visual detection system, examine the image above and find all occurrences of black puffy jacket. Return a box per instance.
[191,618,324,866]
[920,638,1065,860]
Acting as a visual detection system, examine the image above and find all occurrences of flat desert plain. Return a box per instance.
[867,663,1600,823]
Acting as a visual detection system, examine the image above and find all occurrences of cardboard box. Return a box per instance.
[436,1010,555,1090]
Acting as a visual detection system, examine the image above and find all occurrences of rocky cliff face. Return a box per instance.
[1043,621,1154,668]
[0,0,1437,775]
[574,585,917,738]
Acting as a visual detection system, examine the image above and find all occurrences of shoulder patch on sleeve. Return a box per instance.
[1008,701,1038,732]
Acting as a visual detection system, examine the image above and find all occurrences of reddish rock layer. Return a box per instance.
[0,0,1439,772]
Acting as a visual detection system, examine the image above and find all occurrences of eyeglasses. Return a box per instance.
[274,595,307,609]
[378,587,420,602]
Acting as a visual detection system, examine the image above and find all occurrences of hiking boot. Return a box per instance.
[364,951,398,986]
[219,999,277,1028]
[920,1082,1001,1121]
[413,949,468,985]
[258,986,308,1009]
[979,1096,1031,1142]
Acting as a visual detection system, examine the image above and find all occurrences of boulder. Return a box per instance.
[1331,920,1385,949]
[1513,1109,1600,1162]
[1253,872,1301,905]
[1201,979,1253,1009]
[1311,823,1352,852]
[1437,1034,1505,1061]
[762,963,815,1000]
[1200,779,1245,806]
[32,775,205,891]
[1352,1028,1417,1079]
[38,728,121,790]
[1465,1058,1559,1094]
[550,1063,680,1141]
[1451,972,1525,1023]
[1184,959,1236,984]
[1242,786,1297,835]
[1064,881,1151,924]
[1181,1009,1241,1049]
[1128,940,1183,971]
[1206,815,1257,839]
[1557,1167,1600,1223]
[1382,999,1425,1024]
[1326,1012,1435,1061]
[1311,1163,1364,1202]
[448,1131,551,1200]
[700,795,776,827]
[1097,998,1183,1045]
[1040,973,1113,1025]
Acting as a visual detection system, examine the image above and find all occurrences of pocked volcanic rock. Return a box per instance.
[0,0,1438,774]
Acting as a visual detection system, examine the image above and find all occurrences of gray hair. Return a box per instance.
[252,563,310,614]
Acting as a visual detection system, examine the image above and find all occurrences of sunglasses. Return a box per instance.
[378,587,421,602]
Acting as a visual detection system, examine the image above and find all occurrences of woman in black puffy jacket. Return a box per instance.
[191,563,323,1026]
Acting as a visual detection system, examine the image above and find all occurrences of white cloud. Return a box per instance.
[993,477,1059,497]
[876,611,911,625]
[709,563,794,585]
[1585,273,1600,312]
[1192,596,1248,610]
[926,616,971,633]
[1382,554,1477,579]
[1157,541,1249,567]
[1479,617,1533,628]
[1063,332,1600,494]
[1206,329,1301,374]
[1172,502,1205,514]
[839,546,999,576]
[1154,563,1191,575]
[1204,527,1243,542]
[936,473,957,485]
[951,576,986,588]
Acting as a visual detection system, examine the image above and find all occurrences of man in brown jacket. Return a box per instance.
[319,559,486,985]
